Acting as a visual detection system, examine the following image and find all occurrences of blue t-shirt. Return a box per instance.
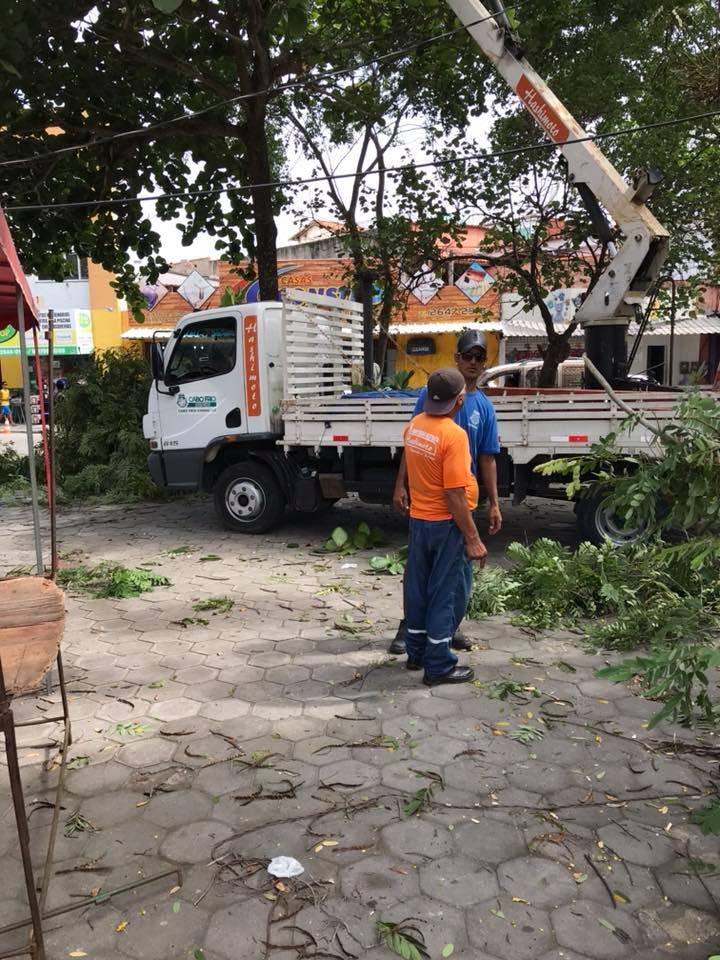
[412,388,500,475]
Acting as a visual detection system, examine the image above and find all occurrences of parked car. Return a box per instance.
[480,358,661,389]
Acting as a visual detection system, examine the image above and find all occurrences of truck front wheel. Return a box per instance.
[576,488,646,547]
[214,462,286,533]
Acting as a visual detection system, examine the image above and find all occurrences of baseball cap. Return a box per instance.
[424,367,466,416]
[456,330,487,354]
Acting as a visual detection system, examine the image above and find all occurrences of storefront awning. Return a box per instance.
[388,320,502,336]
[121,327,173,341]
[0,207,38,329]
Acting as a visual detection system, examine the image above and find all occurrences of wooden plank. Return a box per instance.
[0,578,65,696]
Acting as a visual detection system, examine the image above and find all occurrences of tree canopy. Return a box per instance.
[0,0,717,339]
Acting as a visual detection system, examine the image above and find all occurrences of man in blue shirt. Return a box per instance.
[390,330,502,656]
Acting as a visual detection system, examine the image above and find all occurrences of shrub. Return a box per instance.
[54,347,159,500]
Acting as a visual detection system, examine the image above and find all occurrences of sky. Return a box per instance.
[144,110,496,265]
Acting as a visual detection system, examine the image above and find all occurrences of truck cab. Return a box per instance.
[144,302,286,521]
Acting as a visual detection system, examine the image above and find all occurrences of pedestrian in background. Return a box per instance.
[0,380,13,427]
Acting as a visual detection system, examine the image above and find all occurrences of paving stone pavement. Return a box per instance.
[1,497,719,960]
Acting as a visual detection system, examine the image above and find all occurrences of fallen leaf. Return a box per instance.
[490,909,506,920]
[511,896,529,903]
[665,822,673,832]
[613,891,630,904]
[322,839,339,847]
[69,952,88,958]
[172,901,181,914]
[442,945,454,958]
[116,920,128,933]
[572,872,588,884]
[658,805,668,814]
[169,885,180,895]
[263,892,277,901]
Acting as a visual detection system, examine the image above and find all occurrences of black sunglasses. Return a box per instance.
[459,351,486,362]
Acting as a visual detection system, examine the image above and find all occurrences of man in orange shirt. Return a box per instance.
[404,368,488,685]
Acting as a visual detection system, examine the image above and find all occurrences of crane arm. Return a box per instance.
[446,0,669,327]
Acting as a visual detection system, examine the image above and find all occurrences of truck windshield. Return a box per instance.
[165,317,236,385]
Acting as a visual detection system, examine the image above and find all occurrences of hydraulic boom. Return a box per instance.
[446,0,670,385]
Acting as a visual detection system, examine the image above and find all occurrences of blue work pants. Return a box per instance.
[404,518,472,679]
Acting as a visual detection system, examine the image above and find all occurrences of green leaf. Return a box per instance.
[442,945,454,958]
[152,0,183,12]
[0,59,21,78]
[331,527,349,548]
[172,901,181,914]
[691,802,720,835]
[193,952,206,960]
[67,756,90,770]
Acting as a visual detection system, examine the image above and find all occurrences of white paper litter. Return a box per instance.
[267,856,304,878]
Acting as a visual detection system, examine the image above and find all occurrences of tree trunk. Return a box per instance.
[373,277,394,375]
[537,335,571,387]
[244,101,279,301]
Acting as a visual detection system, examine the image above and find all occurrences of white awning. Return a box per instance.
[388,320,502,336]
[121,327,173,341]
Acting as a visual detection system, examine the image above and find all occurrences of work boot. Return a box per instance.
[388,622,407,655]
[451,629,472,651]
[423,666,475,687]
[406,659,422,671]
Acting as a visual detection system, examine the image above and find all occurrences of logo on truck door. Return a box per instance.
[243,315,261,417]
[176,393,217,411]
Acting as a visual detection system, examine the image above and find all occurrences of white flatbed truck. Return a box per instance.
[143,289,690,543]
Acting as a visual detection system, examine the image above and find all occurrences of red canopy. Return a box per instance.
[0,206,38,329]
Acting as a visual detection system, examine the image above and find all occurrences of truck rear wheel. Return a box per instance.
[214,462,285,533]
[576,488,646,547]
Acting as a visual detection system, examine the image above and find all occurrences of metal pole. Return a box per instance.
[16,287,43,575]
[31,327,52,507]
[668,280,676,387]
[46,310,57,579]
[0,661,47,960]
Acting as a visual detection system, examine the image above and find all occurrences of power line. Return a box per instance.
[0,2,523,172]
[5,107,719,214]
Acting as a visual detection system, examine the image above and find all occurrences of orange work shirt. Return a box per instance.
[404,412,479,521]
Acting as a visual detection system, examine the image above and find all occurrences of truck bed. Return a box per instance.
[281,388,687,463]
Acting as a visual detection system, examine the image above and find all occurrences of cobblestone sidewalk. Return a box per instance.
[0,498,718,960]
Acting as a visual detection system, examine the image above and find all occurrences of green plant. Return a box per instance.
[192,597,234,614]
[536,392,720,537]
[380,370,415,390]
[690,802,720,835]
[369,546,408,576]
[487,680,540,701]
[509,724,545,743]
[403,785,435,817]
[57,562,170,599]
[597,645,720,728]
[64,810,95,838]
[323,523,385,554]
[53,348,160,501]
[466,566,520,619]
[0,444,36,503]
[466,537,720,651]
[376,919,429,960]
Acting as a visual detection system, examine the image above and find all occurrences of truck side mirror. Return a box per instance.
[151,340,165,382]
